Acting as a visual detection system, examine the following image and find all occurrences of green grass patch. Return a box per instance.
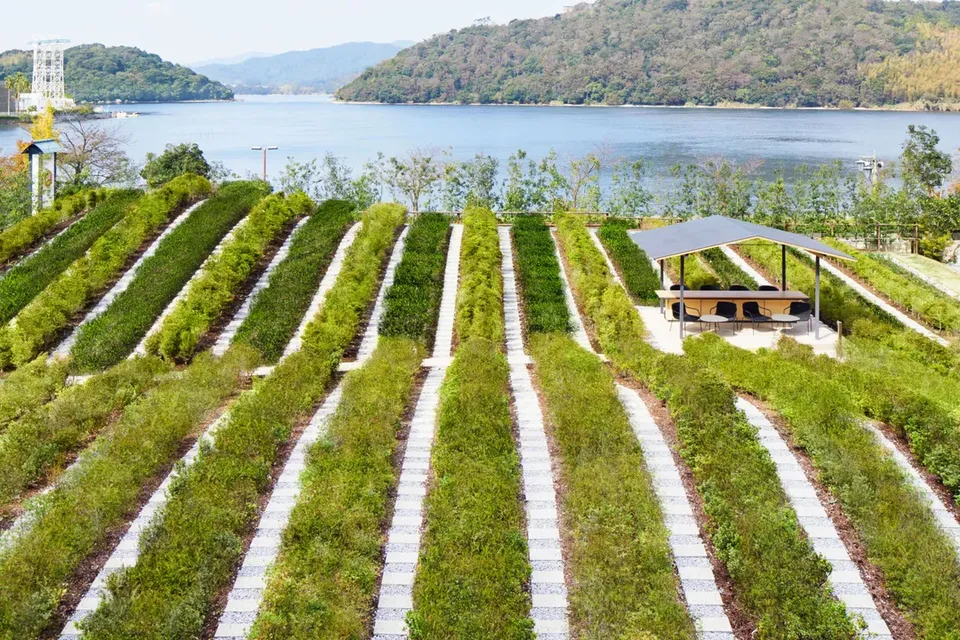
[0,190,140,325]
[146,191,312,362]
[455,207,503,344]
[1,175,211,367]
[0,357,69,434]
[0,348,254,640]
[685,334,960,638]
[893,253,960,298]
[232,199,355,363]
[597,219,661,305]
[511,215,569,333]
[70,181,269,372]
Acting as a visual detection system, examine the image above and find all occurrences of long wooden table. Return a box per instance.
[656,290,809,320]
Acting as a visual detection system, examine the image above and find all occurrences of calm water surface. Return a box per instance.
[2,94,960,186]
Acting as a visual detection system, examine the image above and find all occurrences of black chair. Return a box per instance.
[729,284,751,291]
[700,284,721,291]
[742,301,773,333]
[759,285,780,292]
[789,301,812,332]
[709,301,740,333]
[669,284,687,291]
[670,302,701,331]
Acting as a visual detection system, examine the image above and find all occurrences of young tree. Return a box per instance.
[58,116,136,187]
[608,159,653,216]
[384,147,446,212]
[901,125,953,194]
[4,73,29,114]
[442,153,501,211]
[141,143,212,188]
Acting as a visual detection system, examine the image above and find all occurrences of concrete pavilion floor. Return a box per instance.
[637,305,840,357]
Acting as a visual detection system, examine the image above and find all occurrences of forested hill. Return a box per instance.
[0,44,233,103]
[337,0,960,108]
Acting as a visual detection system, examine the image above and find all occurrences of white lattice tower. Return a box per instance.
[31,40,68,108]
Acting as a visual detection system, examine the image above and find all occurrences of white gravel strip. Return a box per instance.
[131,214,249,358]
[588,227,624,287]
[211,217,309,356]
[282,222,362,358]
[500,226,570,640]
[52,200,207,360]
[552,230,593,353]
[883,254,960,304]
[736,397,892,637]
[213,226,410,639]
[618,386,734,639]
[370,224,462,639]
[816,253,949,347]
[720,245,771,287]
[5,214,84,273]
[864,422,960,555]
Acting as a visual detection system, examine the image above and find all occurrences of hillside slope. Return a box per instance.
[337,0,960,108]
[193,41,411,93]
[0,44,233,103]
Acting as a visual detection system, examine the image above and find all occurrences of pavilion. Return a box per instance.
[628,216,854,338]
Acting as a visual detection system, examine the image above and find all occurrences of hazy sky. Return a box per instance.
[0,0,570,64]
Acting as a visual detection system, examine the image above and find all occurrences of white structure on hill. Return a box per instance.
[19,39,75,111]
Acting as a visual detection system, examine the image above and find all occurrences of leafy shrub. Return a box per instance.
[0,190,139,325]
[511,215,570,333]
[140,143,213,188]
[597,219,661,305]
[701,246,756,289]
[409,338,533,639]
[70,181,270,372]
[455,206,503,344]
[0,348,255,639]
[0,357,69,434]
[380,212,451,344]
[146,191,311,362]
[0,174,211,367]
[668,253,720,290]
[232,199,355,362]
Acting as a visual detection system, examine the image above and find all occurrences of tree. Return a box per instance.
[58,116,136,187]
[442,154,501,211]
[4,72,29,114]
[383,148,446,212]
[141,143,212,188]
[608,159,653,216]
[901,125,953,194]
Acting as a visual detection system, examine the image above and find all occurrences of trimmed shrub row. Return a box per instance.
[0,357,69,434]
[668,254,720,290]
[700,247,757,290]
[249,337,425,639]
[0,356,170,513]
[597,219,661,305]
[553,213,860,638]
[0,190,140,325]
[409,338,533,639]
[0,348,255,640]
[380,213,451,344]
[0,188,109,268]
[70,181,270,372]
[145,191,312,362]
[511,215,569,333]
[78,204,406,639]
[455,207,504,344]
[685,334,960,638]
[232,199,355,363]
[0,174,212,368]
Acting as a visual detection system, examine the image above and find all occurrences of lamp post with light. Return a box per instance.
[252,145,279,181]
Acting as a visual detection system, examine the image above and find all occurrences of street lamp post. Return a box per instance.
[251,145,279,181]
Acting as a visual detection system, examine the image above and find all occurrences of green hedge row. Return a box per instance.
[249,337,424,639]
[70,181,269,372]
[668,254,720,290]
[530,332,696,639]
[380,213,451,344]
[700,247,757,290]
[0,188,109,268]
[511,215,569,333]
[455,207,503,344]
[79,204,406,638]
[554,213,860,638]
[0,348,254,639]
[685,334,960,638]
[409,338,532,639]
[232,199,355,363]
[0,356,170,513]
[0,174,212,368]
[146,191,312,362]
[0,357,68,434]
[0,190,140,325]
[597,219,661,305]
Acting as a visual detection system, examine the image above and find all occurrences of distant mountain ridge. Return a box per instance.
[337,0,960,108]
[0,44,233,103]
[192,41,413,94]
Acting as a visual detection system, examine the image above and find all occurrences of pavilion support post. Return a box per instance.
[781,244,787,291]
[679,254,685,339]
[659,260,665,315]
[815,255,821,339]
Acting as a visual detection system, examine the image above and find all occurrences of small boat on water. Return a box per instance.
[113,111,141,119]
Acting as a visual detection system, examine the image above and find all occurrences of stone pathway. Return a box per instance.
[52,200,207,360]
[817,253,949,347]
[864,422,960,555]
[719,246,772,287]
[213,225,412,639]
[884,254,960,304]
[7,213,85,272]
[500,226,569,640]
[552,230,593,352]
[736,398,892,637]
[212,218,308,356]
[618,385,735,639]
[588,227,624,287]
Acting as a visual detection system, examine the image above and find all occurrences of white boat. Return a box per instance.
[112,111,141,119]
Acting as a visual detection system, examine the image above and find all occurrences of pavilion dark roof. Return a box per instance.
[627,215,853,262]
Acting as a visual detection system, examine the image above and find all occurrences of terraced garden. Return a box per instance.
[1,186,960,640]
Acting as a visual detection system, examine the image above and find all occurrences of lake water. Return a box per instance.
[2,94,960,187]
